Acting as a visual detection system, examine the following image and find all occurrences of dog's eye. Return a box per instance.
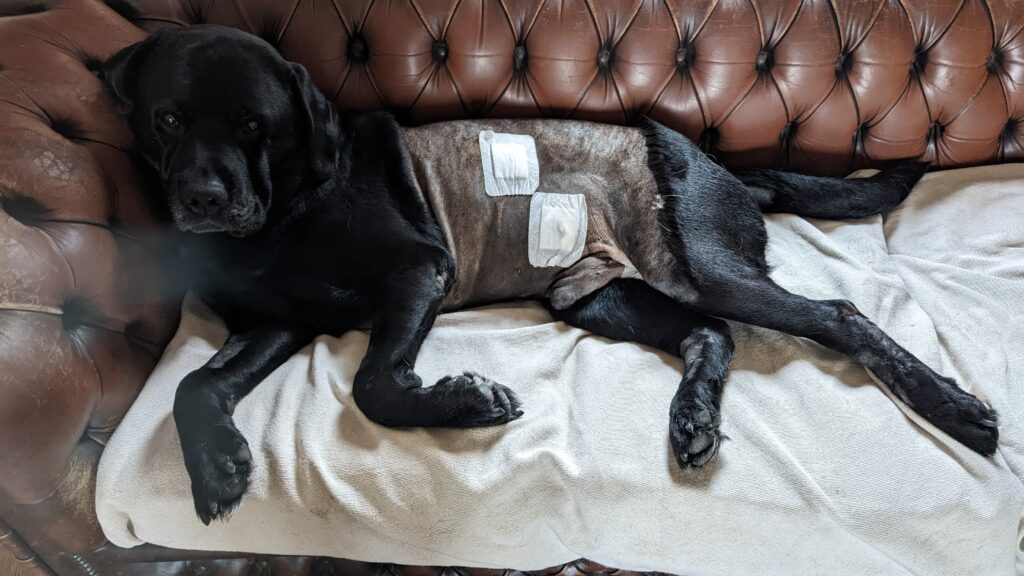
[242,119,260,133]
[160,113,180,129]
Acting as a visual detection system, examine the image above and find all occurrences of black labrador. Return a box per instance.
[102,25,999,524]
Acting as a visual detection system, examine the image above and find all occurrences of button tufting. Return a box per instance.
[927,121,943,142]
[986,50,1004,73]
[0,192,51,225]
[258,32,279,49]
[61,297,96,333]
[513,43,528,71]
[50,118,80,139]
[911,47,928,76]
[835,51,851,76]
[700,126,719,152]
[84,58,103,76]
[1002,118,1020,139]
[756,48,773,72]
[852,124,865,150]
[347,33,368,63]
[0,1,54,16]
[432,40,448,63]
[103,0,140,21]
[780,121,797,144]
[597,45,614,70]
[676,43,695,70]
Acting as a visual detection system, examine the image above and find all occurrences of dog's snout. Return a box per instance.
[182,182,228,216]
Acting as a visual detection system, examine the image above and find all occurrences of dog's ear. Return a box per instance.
[101,38,152,115]
[289,62,341,181]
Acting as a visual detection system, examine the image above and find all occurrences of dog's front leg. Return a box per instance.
[174,326,310,524]
[353,265,523,428]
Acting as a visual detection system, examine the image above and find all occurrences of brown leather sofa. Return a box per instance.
[0,0,1020,574]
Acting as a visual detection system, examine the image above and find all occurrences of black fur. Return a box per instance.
[737,161,931,219]
[101,25,999,524]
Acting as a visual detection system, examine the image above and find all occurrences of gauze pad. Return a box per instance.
[528,193,588,267]
[479,130,540,196]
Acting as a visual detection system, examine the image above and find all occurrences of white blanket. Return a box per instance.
[96,165,1024,575]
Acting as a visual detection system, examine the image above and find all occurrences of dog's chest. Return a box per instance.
[190,237,372,333]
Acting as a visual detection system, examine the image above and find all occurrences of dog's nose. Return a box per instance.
[182,183,228,216]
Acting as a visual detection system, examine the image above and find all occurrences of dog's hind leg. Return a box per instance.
[549,279,735,467]
[650,246,999,457]
[352,260,523,428]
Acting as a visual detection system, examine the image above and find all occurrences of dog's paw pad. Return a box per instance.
[670,400,723,469]
[184,422,252,525]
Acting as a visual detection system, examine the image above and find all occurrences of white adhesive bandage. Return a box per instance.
[479,130,540,196]
[528,193,588,268]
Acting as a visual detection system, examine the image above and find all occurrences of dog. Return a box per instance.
[102,25,999,524]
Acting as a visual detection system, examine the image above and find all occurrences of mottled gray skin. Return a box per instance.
[402,119,676,312]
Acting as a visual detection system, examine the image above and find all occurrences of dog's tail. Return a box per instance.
[736,161,930,219]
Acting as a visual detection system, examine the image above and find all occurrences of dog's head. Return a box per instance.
[101,25,341,236]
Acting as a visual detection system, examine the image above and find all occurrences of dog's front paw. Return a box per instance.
[670,390,723,469]
[180,418,252,525]
[428,371,524,427]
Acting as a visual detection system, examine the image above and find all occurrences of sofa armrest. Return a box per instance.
[0,0,178,557]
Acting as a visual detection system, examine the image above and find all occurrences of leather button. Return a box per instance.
[700,126,719,152]
[3,1,52,16]
[835,51,851,76]
[105,0,140,21]
[780,121,797,144]
[347,33,368,63]
[756,48,773,72]
[676,43,695,70]
[432,40,448,63]
[84,58,102,75]
[1003,118,1020,139]
[912,47,928,75]
[62,297,94,332]
[514,44,528,71]
[50,118,79,139]
[188,6,205,24]
[597,45,614,70]
[987,50,1003,73]
[0,193,48,226]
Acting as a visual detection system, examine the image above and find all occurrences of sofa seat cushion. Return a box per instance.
[96,165,1024,575]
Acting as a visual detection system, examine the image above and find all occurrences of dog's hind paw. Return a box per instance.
[924,378,999,456]
[670,393,723,469]
[428,371,524,427]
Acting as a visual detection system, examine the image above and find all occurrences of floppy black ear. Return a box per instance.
[101,38,151,115]
[289,62,341,181]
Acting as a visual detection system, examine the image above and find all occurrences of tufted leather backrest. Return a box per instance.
[0,0,1022,561]
[124,0,1024,173]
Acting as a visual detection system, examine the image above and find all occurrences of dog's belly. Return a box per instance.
[403,119,677,311]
